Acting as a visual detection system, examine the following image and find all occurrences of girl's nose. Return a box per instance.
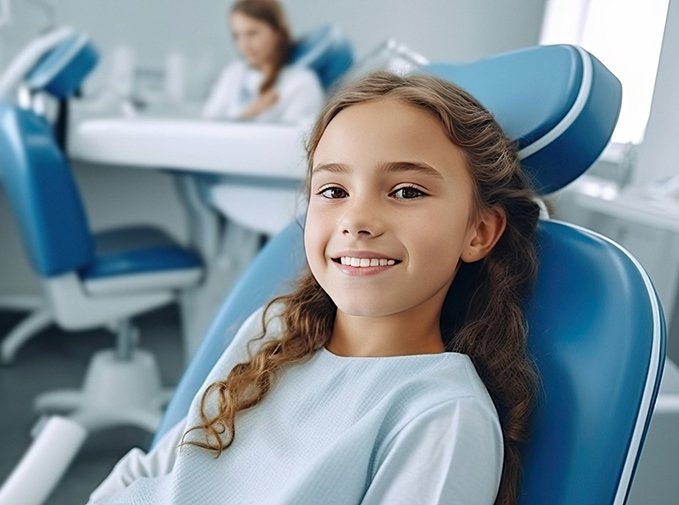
[339,199,385,238]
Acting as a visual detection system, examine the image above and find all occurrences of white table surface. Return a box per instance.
[567,176,679,233]
[69,116,308,179]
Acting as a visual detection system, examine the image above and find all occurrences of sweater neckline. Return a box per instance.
[319,346,459,362]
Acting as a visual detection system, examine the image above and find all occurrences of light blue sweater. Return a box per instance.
[88,306,503,504]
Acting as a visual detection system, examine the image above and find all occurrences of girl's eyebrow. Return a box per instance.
[311,161,444,179]
[311,162,348,175]
[378,161,444,179]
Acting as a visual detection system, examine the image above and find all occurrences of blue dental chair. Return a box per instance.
[152,45,665,505]
[0,98,203,426]
[0,27,205,434]
[290,24,355,90]
[0,28,98,364]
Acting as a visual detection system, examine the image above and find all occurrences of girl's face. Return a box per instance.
[230,11,280,69]
[305,99,504,321]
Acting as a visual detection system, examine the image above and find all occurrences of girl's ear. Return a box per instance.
[462,207,507,263]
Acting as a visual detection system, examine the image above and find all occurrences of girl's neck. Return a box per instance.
[327,304,446,358]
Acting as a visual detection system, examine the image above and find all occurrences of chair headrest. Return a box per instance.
[426,45,622,195]
[25,32,99,98]
[290,25,354,90]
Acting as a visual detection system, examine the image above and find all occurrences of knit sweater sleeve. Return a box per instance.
[360,397,504,505]
[85,418,187,504]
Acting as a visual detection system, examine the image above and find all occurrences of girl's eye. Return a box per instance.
[319,186,348,199]
[392,186,426,200]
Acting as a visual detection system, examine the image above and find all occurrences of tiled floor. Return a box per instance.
[0,305,184,505]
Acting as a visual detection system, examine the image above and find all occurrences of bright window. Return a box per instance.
[541,0,670,144]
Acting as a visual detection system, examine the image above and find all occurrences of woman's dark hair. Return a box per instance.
[230,0,293,93]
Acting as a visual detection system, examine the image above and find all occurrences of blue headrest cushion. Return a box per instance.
[26,33,99,98]
[290,25,354,90]
[426,45,622,195]
[0,103,94,275]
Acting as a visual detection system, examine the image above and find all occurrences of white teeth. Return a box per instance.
[339,257,397,267]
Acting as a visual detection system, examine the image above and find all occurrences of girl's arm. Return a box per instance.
[361,397,503,505]
[85,417,187,504]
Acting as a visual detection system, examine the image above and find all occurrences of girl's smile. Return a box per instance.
[331,250,401,275]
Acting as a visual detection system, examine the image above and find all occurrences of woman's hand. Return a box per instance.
[239,89,279,119]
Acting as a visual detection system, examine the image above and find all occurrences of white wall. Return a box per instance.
[0,0,547,298]
[633,0,679,183]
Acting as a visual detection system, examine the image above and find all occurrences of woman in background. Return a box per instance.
[202,0,324,126]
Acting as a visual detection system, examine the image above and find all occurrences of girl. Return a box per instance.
[88,71,540,505]
[202,0,324,126]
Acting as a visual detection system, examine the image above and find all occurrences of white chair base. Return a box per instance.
[34,349,172,433]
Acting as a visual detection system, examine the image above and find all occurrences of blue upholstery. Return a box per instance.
[25,33,99,98]
[520,221,665,504]
[0,103,93,276]
[427,45,622,194]
[84,227,201,280]
[290,25,354,90]
[0,103,201,280]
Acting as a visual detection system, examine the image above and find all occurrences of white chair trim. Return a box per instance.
[83,268,202,296]
[44,273,175,330]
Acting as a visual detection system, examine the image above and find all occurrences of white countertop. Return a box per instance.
[566,175,679,233]
[69,116,309,179]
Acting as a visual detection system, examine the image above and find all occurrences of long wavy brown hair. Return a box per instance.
[230,0,293,93]
[185,71,540,505]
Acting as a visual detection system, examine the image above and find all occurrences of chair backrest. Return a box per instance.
[521,220,664,504]
[0,27,98,100]
[25,32,99,99]
[427,44,620,195]
[152,44,666,504]
[289,24,354,90]
[0,103,94,276]
[0,26,74,98]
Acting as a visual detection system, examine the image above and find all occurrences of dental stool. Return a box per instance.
[0,29,98,364]
[0,100,203,431]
